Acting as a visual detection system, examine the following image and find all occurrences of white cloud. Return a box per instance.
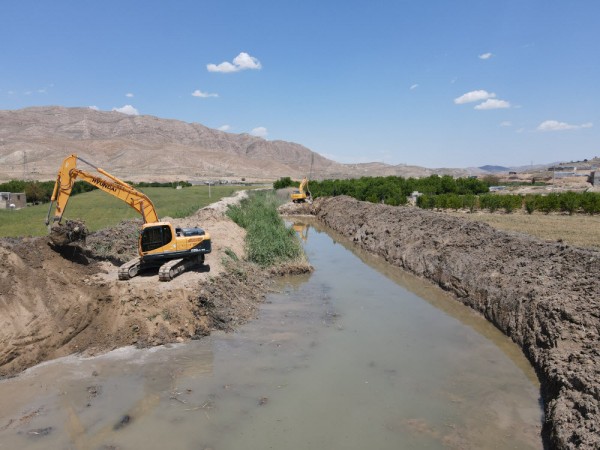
[207,52,262,73]
[454,90,496,104]
[410,84,419,90]
[192,89,218,98]
[218,124,231,131]
[126,93,134,98]
[479,52,493,60]
[112,105,139,115]
[500,121,512,127]
[474,99,511,110]
[88,105,99,110]
[250,126,268,138]
[537,120,593,132]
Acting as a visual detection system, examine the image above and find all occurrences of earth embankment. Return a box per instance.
[0,192,309,378]
[306,196,599,450]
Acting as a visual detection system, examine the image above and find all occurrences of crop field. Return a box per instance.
[446,210,600,251]
[0,185,247,237]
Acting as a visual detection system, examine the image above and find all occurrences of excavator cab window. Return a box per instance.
[141,225,173,252]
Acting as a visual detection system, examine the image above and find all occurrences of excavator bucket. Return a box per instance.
[48,219,88,246]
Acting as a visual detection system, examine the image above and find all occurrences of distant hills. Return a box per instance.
[478,165,510,173]
[0,106,572,183]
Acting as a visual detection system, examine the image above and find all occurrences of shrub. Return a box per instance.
[227,191,302,266]
[558,191,579,215]
[479,194,502,212]
[581,192,600,215]
[462,194,477,212]
[273,177,294,189]
[524,195,536,214]
[538,194,560,214]
[500,195,522,214]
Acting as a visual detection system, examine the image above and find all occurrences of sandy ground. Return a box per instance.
[0,191,310,378]
[282,196,600,450]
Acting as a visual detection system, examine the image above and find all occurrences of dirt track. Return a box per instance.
[0,192,309,378]
[282,196,600,450]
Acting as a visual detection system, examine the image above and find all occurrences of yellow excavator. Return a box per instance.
[45,154,211,281]
[290,177,312,203]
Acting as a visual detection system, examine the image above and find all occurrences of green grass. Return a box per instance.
[0,185,246,237]
[227,190,302,267]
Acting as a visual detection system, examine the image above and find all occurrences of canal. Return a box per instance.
[0,221,542,449]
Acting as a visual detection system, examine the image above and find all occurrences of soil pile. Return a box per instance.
[309,196,599,450]
[0,191,303,378]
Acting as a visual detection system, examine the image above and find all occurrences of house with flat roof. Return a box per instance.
[0,192,27,209]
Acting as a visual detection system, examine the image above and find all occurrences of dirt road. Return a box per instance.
[282,196,599,450]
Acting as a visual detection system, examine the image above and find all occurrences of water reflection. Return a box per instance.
[292,222,310,242]
[0,221,542,449]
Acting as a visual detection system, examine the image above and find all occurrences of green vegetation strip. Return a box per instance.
[418,191,600,215]
[227,191,302,267]
[274,175,600,215]
[296,175,490,206]
[0,185,245,237]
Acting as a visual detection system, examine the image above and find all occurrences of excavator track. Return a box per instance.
[118,257,142,280]
[158,254,205,282]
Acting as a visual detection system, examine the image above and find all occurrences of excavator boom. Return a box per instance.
[46,154,159,225]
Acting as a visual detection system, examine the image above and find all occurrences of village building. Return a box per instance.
[0,192,27,209]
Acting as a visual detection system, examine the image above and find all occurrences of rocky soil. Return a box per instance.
[284,196,599,450]
[0,191,310,378]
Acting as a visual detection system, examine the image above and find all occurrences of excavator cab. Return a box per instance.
[140,224,173,253]
[139,222,211,260]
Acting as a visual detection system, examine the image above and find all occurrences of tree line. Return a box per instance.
[0,179,192,205]
[0,180,97,204]
[274,175,600,215]
[306,175,490,206]
[417,192,600,215]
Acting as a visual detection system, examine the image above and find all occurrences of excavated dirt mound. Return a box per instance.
[304,196,599,450]
[0,191,309,378]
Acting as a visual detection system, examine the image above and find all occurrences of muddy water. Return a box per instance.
[0,223,542,450]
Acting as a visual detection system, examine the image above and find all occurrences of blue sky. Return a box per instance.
[1,1,599,168]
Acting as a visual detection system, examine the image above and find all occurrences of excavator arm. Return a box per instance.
[46,154,159,226]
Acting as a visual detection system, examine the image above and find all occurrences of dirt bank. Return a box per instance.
[286,196,599,450]
[0,191,309,378]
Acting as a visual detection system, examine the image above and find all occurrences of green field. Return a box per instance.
[0,185,247,237]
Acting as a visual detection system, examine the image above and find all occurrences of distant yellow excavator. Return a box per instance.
[290,177,312,203]
[46,154,211,281]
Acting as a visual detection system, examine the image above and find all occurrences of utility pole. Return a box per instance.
[23,151,28,180]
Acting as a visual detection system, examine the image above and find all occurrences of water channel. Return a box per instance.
[0,221,543,449]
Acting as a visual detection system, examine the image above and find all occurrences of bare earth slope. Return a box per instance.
[303,196,599,450]
[0,192,273,378]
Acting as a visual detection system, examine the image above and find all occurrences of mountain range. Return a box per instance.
[0,106,491,182]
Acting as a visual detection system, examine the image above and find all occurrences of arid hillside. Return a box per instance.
[0,106,471,182]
